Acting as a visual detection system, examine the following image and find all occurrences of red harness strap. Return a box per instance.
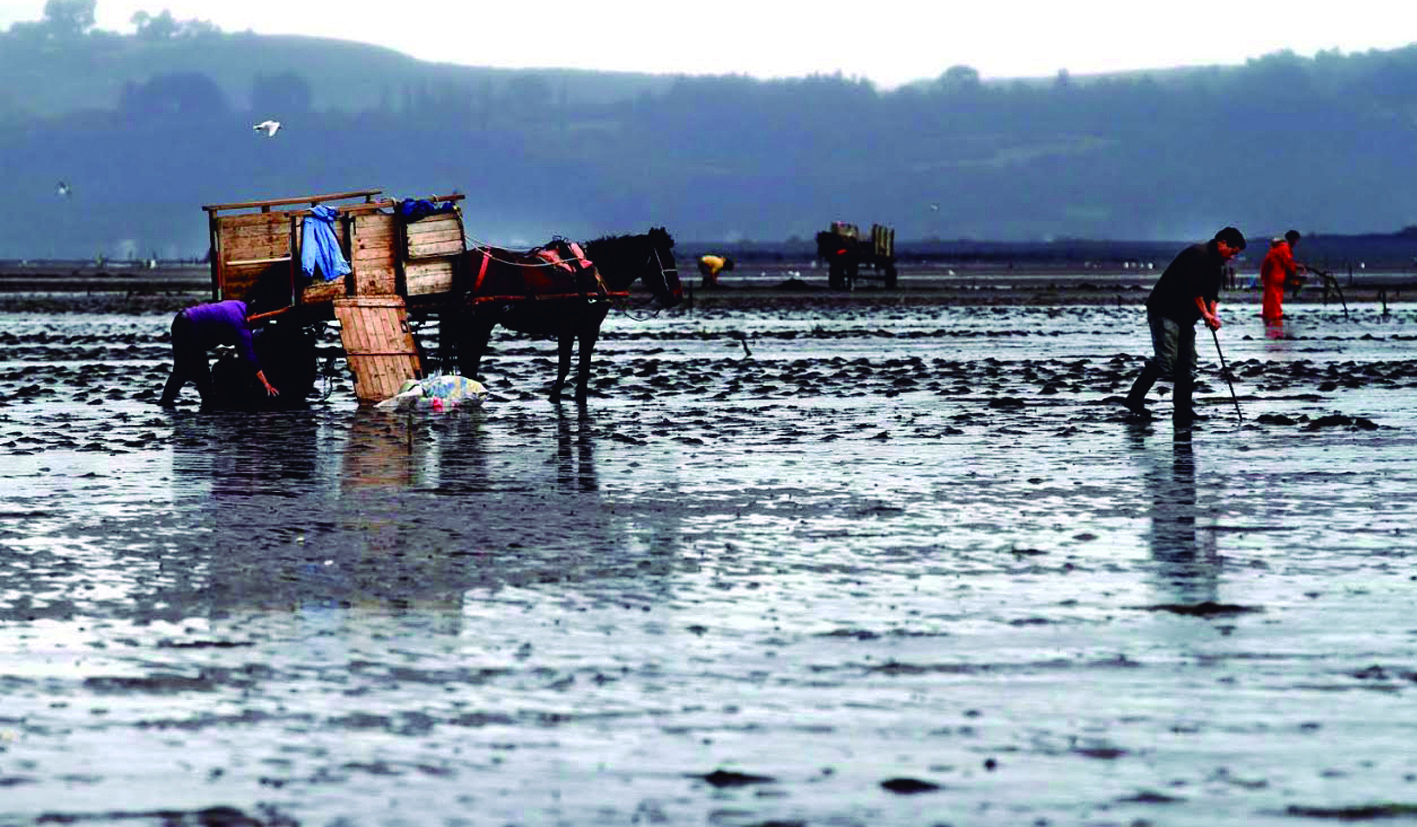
[471,250,491,294]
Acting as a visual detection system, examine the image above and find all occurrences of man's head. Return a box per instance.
[1214,226,1246,260]
[1285,229,1301,247]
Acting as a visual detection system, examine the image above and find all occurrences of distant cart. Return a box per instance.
[203,188,466,402]
[815,221,896,289]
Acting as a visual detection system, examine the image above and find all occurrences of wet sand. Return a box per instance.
[3,278,1417,826]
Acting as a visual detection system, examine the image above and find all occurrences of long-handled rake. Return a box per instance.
[1306,266,1349,318]
[1211,326,1243,423]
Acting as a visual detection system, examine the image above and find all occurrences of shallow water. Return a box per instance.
[3,300,1417,826]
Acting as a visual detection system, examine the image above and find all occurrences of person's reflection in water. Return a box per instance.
[165,410,329,617]
[1140,430,1220,606]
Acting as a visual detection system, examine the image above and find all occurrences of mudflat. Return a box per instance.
[2,278,1415,826]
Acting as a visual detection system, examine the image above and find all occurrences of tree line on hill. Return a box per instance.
[3,1,1417,261]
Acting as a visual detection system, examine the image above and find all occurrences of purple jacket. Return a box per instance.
[183,300,259,369]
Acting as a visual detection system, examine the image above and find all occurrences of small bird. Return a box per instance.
[253,120,281,137]
[928,203,940,212]
[56,181,71,197]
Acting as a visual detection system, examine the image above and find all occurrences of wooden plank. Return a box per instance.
[406,224,463,242]
[405,258,455,296]
[351,307,378,399]
[225,237,292,261]
[204,189,384,213]
[219,211,293,227]
[350,213,397,296]
[354,223,396,243]
[404,214,464,260]
[221,219,297,239]
[367,307,392,396]
[407,238,465,259]
[355,264,397,296]
[333,297,421,401]
[226,256,292,267]
[301,275,348,305]
[405,227,464,246]
[380,311,404,394]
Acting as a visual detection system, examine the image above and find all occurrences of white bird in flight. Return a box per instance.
[56,181,72,197]
[253,120,281,137]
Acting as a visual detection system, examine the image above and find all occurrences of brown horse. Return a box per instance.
[453,227,681,402]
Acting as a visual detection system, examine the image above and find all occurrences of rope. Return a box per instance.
[462,234,589,269]
[459,232,677,320]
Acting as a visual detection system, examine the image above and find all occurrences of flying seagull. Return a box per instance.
[57,181,72,197]
[253,120,281,137]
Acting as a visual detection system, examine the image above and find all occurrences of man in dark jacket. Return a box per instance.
[158,299,279,407]
[1123,227,1246,427]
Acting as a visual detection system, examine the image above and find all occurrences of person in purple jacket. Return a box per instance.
[158,300,279,407]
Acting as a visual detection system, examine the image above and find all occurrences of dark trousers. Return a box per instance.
[1144,310,1198,383]
[159,311,212,404]
[1128,310,1199,424]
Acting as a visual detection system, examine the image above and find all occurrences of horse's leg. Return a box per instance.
[574,315,606,401]
[551,332,574,403]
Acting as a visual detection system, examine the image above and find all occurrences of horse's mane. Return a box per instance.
[582,227,675,290]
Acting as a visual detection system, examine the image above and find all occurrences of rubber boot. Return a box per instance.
[1172,376,1195,429]
[1123,363,1161,419]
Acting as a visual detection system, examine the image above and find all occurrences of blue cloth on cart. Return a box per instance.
[301,205,352,281]
[399,198,458,222]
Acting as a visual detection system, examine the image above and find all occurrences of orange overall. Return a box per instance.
[1260,240,1297,321]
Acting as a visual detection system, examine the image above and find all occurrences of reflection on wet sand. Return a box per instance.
[556,403,598,493]
[165,404,691,621]
[1137,428,1219,606]
[13,301,1417,826]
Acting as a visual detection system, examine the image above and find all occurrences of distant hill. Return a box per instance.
[3,10,1417,260]
[0,28,677,117]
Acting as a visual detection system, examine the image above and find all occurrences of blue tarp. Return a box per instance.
[399,198,458,222]
[301,205,352,281]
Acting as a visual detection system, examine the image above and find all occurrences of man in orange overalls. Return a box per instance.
[1260,230,1305,322]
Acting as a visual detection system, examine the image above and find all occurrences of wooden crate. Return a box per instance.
[211,211,295,304]
[350,211,398,296]
[404,258,456,296]
[206,190,381,303]
[333,296,422,402]
[403,211,465,296]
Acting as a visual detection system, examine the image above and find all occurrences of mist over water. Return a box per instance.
[3,296,1417,825]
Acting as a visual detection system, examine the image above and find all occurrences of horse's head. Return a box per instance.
[645,227,683,309]
[581,228,682,309]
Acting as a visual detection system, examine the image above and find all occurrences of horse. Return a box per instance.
[452,227,681,402]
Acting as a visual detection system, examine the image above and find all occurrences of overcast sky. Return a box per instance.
[2,1,1413,88]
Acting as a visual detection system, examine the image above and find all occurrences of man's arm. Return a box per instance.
[255,369,280,397]
[1194,296,1221,330]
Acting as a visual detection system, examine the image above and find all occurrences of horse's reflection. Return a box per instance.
[556,403,598,492]
[1137,429,1220,606]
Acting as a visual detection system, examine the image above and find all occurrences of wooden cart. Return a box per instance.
[203,189,467,402]
[815,220,897,289]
